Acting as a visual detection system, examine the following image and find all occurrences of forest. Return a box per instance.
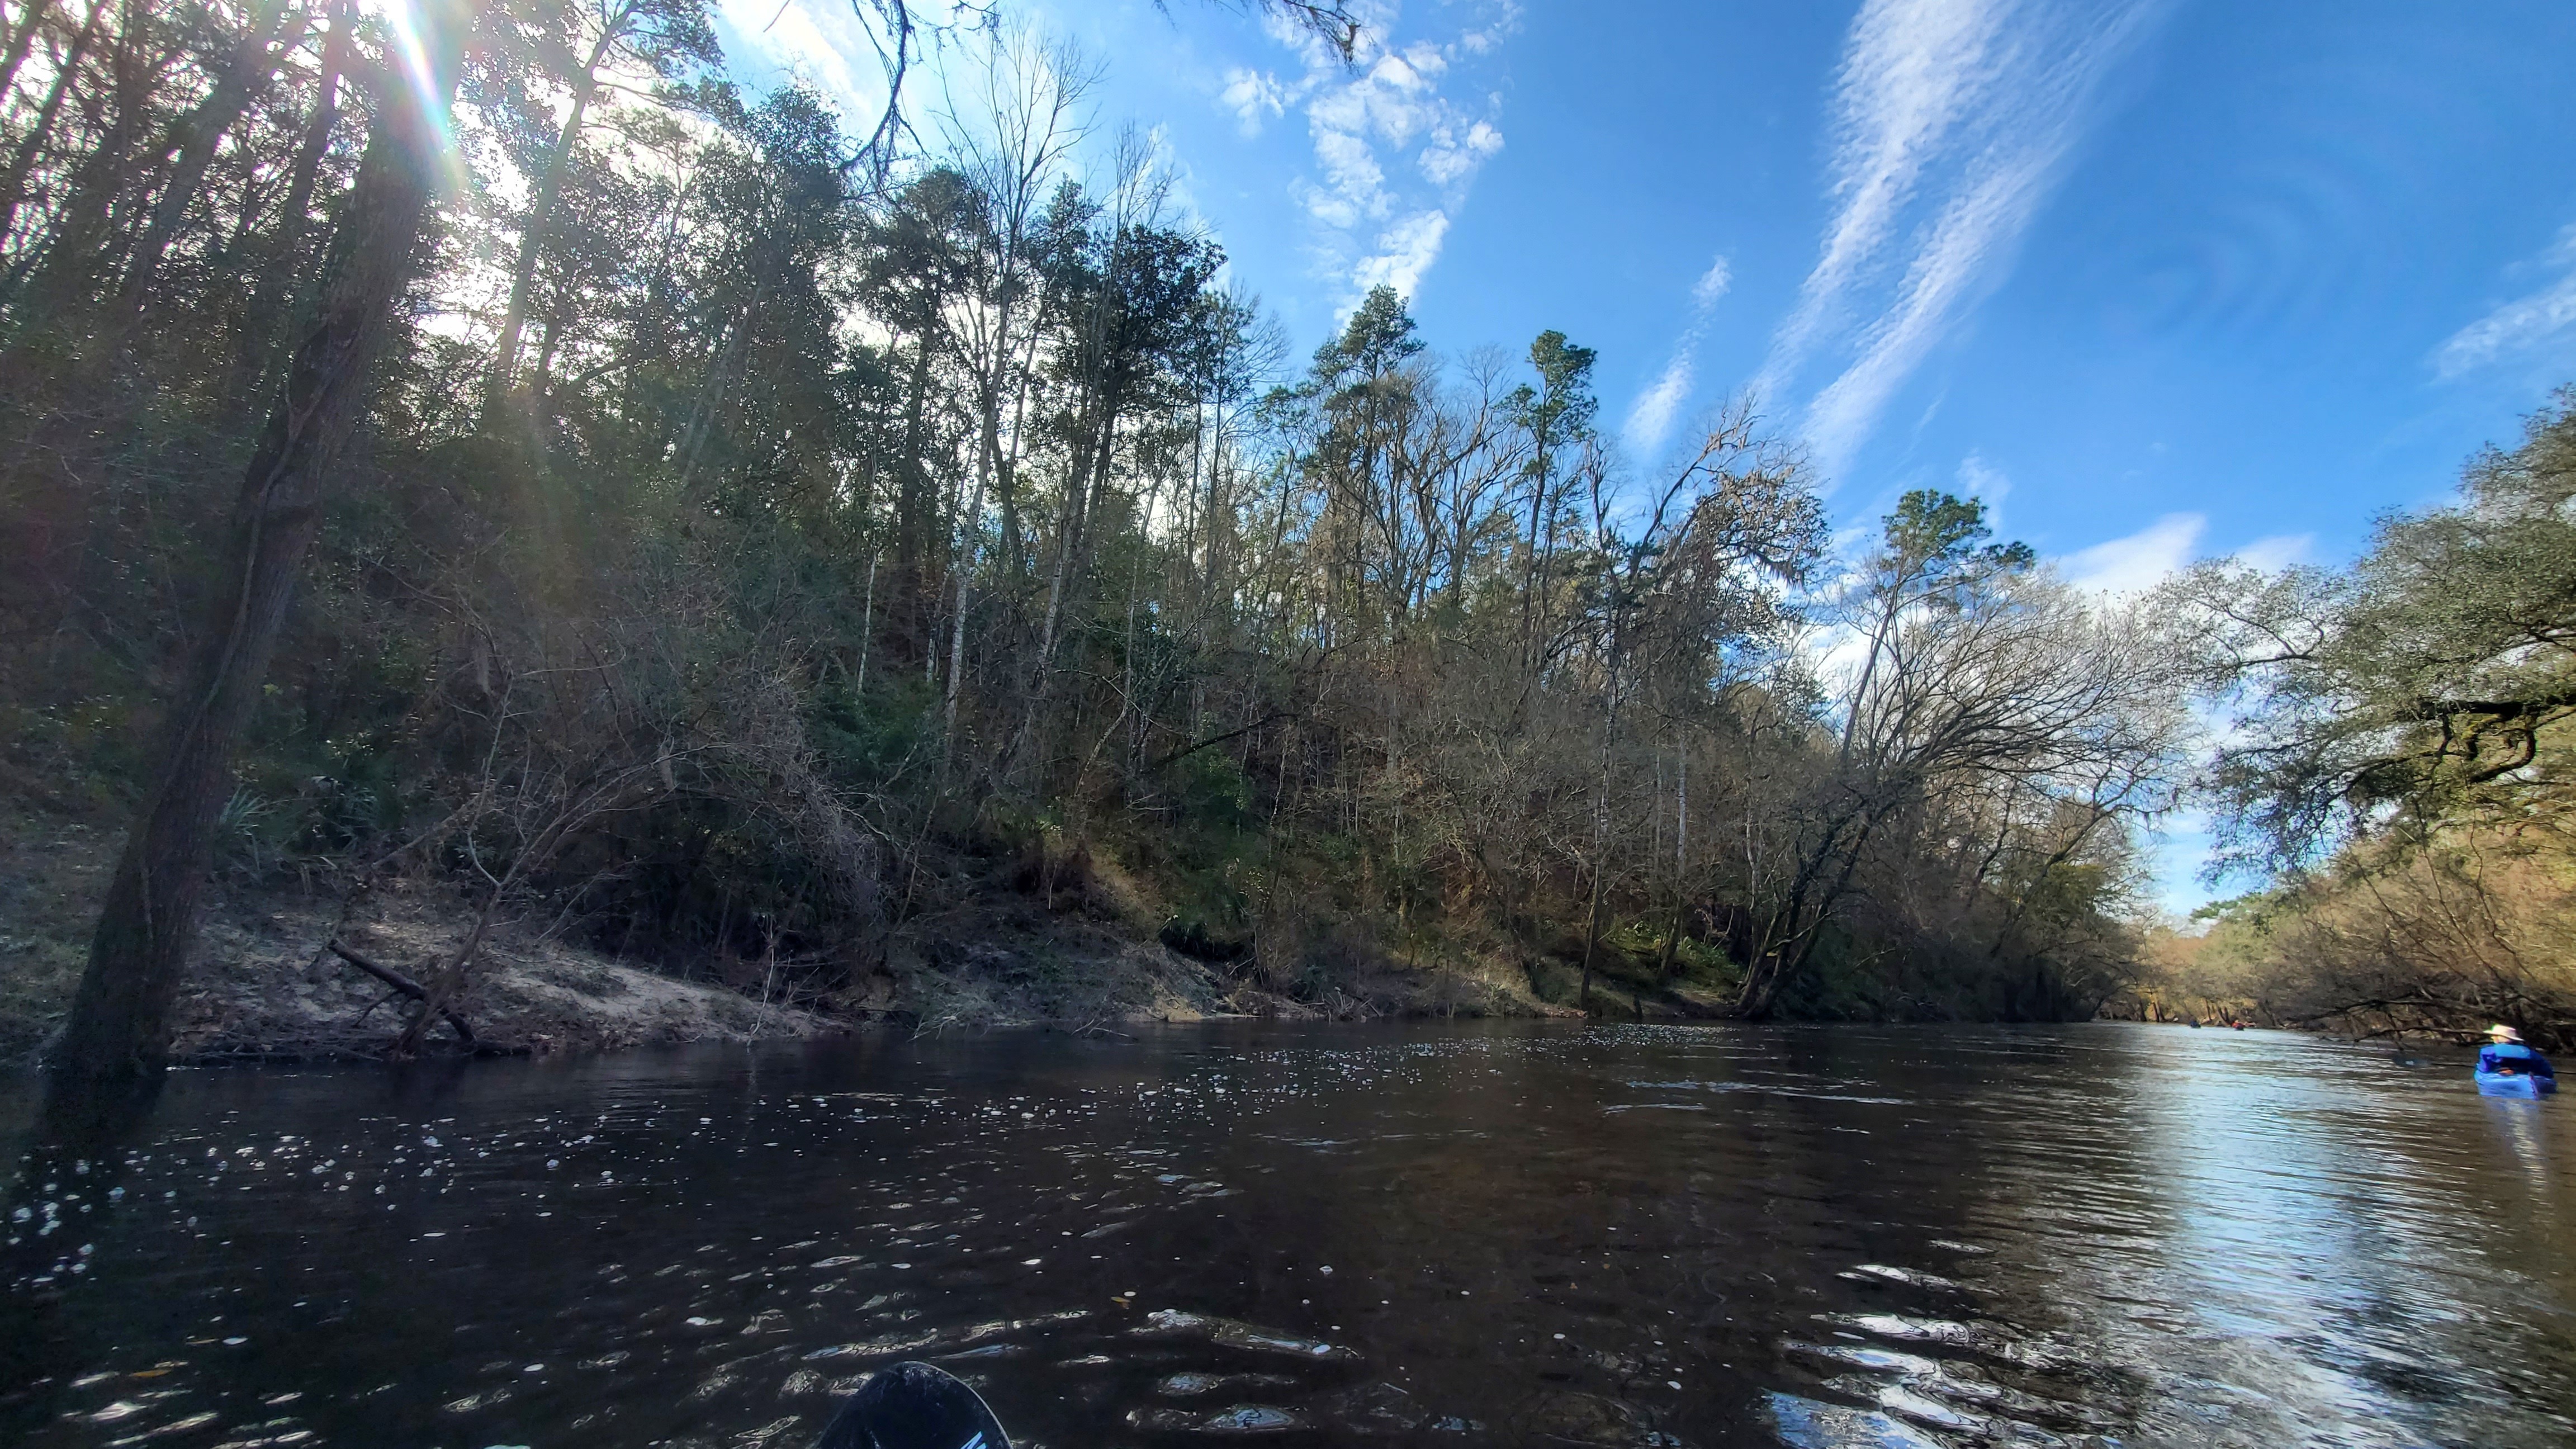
[2130,396,2576,1048]
[0,0,2546,1074]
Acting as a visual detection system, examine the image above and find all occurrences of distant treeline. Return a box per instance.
[0,0,2210,1071]
[2131,396,2576,1049]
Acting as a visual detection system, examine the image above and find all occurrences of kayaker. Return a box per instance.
[2478,1025,2556,1083]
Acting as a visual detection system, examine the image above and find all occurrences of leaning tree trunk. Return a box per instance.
[0,0,107,257]
[49,6,465,1087]
[103,0,307,344]
[480,19,616,424]
[222,0,349,411]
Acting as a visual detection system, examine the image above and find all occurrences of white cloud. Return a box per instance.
[2058,512,2203,595]
[1311,127,1388,219]
[1374,44,1442,94]
[1626,360,1697,462]
[1690,254,1733,310]
[1758,0,2170,482]
[1293,178,1361,232]
[1220,67,1292,136]
[1456,2,1522,55]
[1756,0,2012,404]
[1241,1,1516,306]
[2048,515,2301,600]
[746,0,1509,313]
[1954,451,2010,522]
[1419,117,1502,186]
[2235,532,2312,572]
[1353,210,1451,299]
[2433,224,2576,379]
[1801,144,2066,477]
[717,0,877,112]
[1623,253,1733,459]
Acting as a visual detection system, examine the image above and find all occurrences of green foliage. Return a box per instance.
[2191,392,2576,872]
[2164,390,2576,1043]
[1882,489,2034,580]
[809,671,939,789]
[1318,285,1424,381]
[1170,749,1255,839]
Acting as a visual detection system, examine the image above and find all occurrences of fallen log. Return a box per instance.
[325,939,477,1046]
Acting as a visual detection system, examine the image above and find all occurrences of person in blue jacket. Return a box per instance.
[2479,1024,2556,1081]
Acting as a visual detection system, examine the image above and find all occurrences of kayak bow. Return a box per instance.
[815,1362,1011,1449]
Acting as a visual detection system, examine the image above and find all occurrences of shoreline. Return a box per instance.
[10,885,1596,1072]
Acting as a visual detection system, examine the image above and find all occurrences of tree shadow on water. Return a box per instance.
[0,1072,167,1434]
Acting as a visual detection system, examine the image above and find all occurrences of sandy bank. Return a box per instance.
[2,807,1592,1067]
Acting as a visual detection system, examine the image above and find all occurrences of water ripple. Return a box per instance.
[5,1024,2573,1447]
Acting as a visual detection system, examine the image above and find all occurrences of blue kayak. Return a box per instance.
[2477,1069,2556,1098]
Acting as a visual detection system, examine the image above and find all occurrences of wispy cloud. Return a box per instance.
[1760,0,2168,482]
[2051,517,2305,598]
[1623,254,1733,460]
[1758,0,2013,402]
[2433,224,2576,378]
[2059,512,2203,595]
[1233,1,1517,308]
[713,0,886,113]
[2236,533,2312,572]
[1954,451,2011,523]
[1353,210,1451,299]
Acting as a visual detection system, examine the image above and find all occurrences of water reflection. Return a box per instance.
[0,1024,2570,1447]
[2488,1095,2556,1200]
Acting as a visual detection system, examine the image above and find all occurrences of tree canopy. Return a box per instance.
[2150,395,2576,1044]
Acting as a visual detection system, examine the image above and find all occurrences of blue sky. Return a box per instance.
[717,0,2576,906]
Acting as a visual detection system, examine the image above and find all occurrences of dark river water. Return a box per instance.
[4,1022,2574,1448]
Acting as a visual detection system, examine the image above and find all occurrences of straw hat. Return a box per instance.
[2488,1024,2523,1043]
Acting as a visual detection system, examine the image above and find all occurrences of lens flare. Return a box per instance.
[364,0,467,192]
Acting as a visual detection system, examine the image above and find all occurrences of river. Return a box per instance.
[3,1022,2572,1447]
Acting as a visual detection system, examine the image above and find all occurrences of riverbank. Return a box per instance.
[0,809,844,1062]
[1,804,1633,1066]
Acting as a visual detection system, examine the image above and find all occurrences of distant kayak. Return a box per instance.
[2477,1069,2556,1098]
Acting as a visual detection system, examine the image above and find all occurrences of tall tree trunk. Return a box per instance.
[944,288,1032,739]
[1658,743,1684,983]
[18,0,161,323]
[893,319,937,646]
[1578,810,1604,1010]
[1015,394,1115,783]
[0,0,57,110]
[105,0,304,340]
[0,0,105,256]
[481,17,621,423]
[1036,394,1116,674]
[1733,806,1876,1019]
[49,2,465,1087]
[941,403,995,736]
[528,309,560,406]
[223,0,347,410]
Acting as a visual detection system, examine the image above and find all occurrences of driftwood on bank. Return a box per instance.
[325,938,477,1046]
